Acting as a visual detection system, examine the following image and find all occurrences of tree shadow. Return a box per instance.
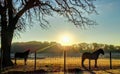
[82,66,96,74]
[67,68,83,74]
[103,70,114,74]
[2,69,47,74]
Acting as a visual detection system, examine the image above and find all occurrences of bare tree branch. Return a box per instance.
[1,0,97,35]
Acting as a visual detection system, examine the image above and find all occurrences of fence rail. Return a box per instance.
[1,52,120,73]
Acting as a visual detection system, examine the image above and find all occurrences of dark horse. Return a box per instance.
[15,49,30,65]
[82,48,104,68]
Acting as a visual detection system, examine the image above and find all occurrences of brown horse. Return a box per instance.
[15,49,30,65]
[82,48,104,68]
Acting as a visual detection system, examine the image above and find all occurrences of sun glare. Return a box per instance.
[62,36,70,43]
[60,35,72,46]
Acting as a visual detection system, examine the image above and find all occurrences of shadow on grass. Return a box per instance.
[2,69,47,74]
[103,70,113,74]
[82,66,96,74]
[67,68,83,74]
[2,68,83,74]
[82,65,120,74]
[2,64,120,74]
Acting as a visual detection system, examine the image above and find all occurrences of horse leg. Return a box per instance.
[89,59,91,70]
[95,59,98,68]
[24,58,27,65]
[82,58,85,67]
[15,57,17,65]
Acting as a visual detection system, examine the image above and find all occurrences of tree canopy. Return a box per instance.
[0,0,97,32]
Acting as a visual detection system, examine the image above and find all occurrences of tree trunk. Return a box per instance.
[1,7,14,68]
[1,30,14,68]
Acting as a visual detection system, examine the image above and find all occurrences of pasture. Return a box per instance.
[2,57,120,74]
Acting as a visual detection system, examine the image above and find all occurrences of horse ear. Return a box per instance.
[99,48,103,50]
[28,49,31,52]
[28,49,30,51]
[26,49,30,51]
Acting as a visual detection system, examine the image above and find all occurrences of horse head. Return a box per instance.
[26,49,30,52]
[98,48,104,55]
[24,49,30,54]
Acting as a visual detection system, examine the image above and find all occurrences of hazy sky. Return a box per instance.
[13,0,120,46]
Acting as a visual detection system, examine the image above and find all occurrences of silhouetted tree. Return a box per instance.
[0,0,97,68]
[79,43,88,50]
[92,43,99,50]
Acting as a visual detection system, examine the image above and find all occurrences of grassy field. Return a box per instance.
[2,57,120,74]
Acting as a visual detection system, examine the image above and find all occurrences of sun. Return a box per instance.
[59,35,72,46]
[62,36,70,43]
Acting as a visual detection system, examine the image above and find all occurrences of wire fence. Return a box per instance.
[1,51,120,74]
[11,51,120,70]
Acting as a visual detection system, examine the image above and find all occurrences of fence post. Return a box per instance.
[64,50,66,74]
[89,59,91,70]
[110,51,112,69]
[0,48,3,73]
[34,51,36,71]
[88,50,91,70]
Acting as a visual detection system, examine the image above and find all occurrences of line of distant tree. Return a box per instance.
[72,43,120,53]
[11,41,120,53]
[11,41,62,53]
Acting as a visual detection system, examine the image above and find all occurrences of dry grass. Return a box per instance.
[2,57,120,74]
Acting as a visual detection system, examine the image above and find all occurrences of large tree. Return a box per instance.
[0,0,97,68]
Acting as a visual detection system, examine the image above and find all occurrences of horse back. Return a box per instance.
[82,52,91,59]
[15,50,30,58]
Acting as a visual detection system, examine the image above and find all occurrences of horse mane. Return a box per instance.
[24,50,30,57]
[23,49,30,54]
[92,48,103,54]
